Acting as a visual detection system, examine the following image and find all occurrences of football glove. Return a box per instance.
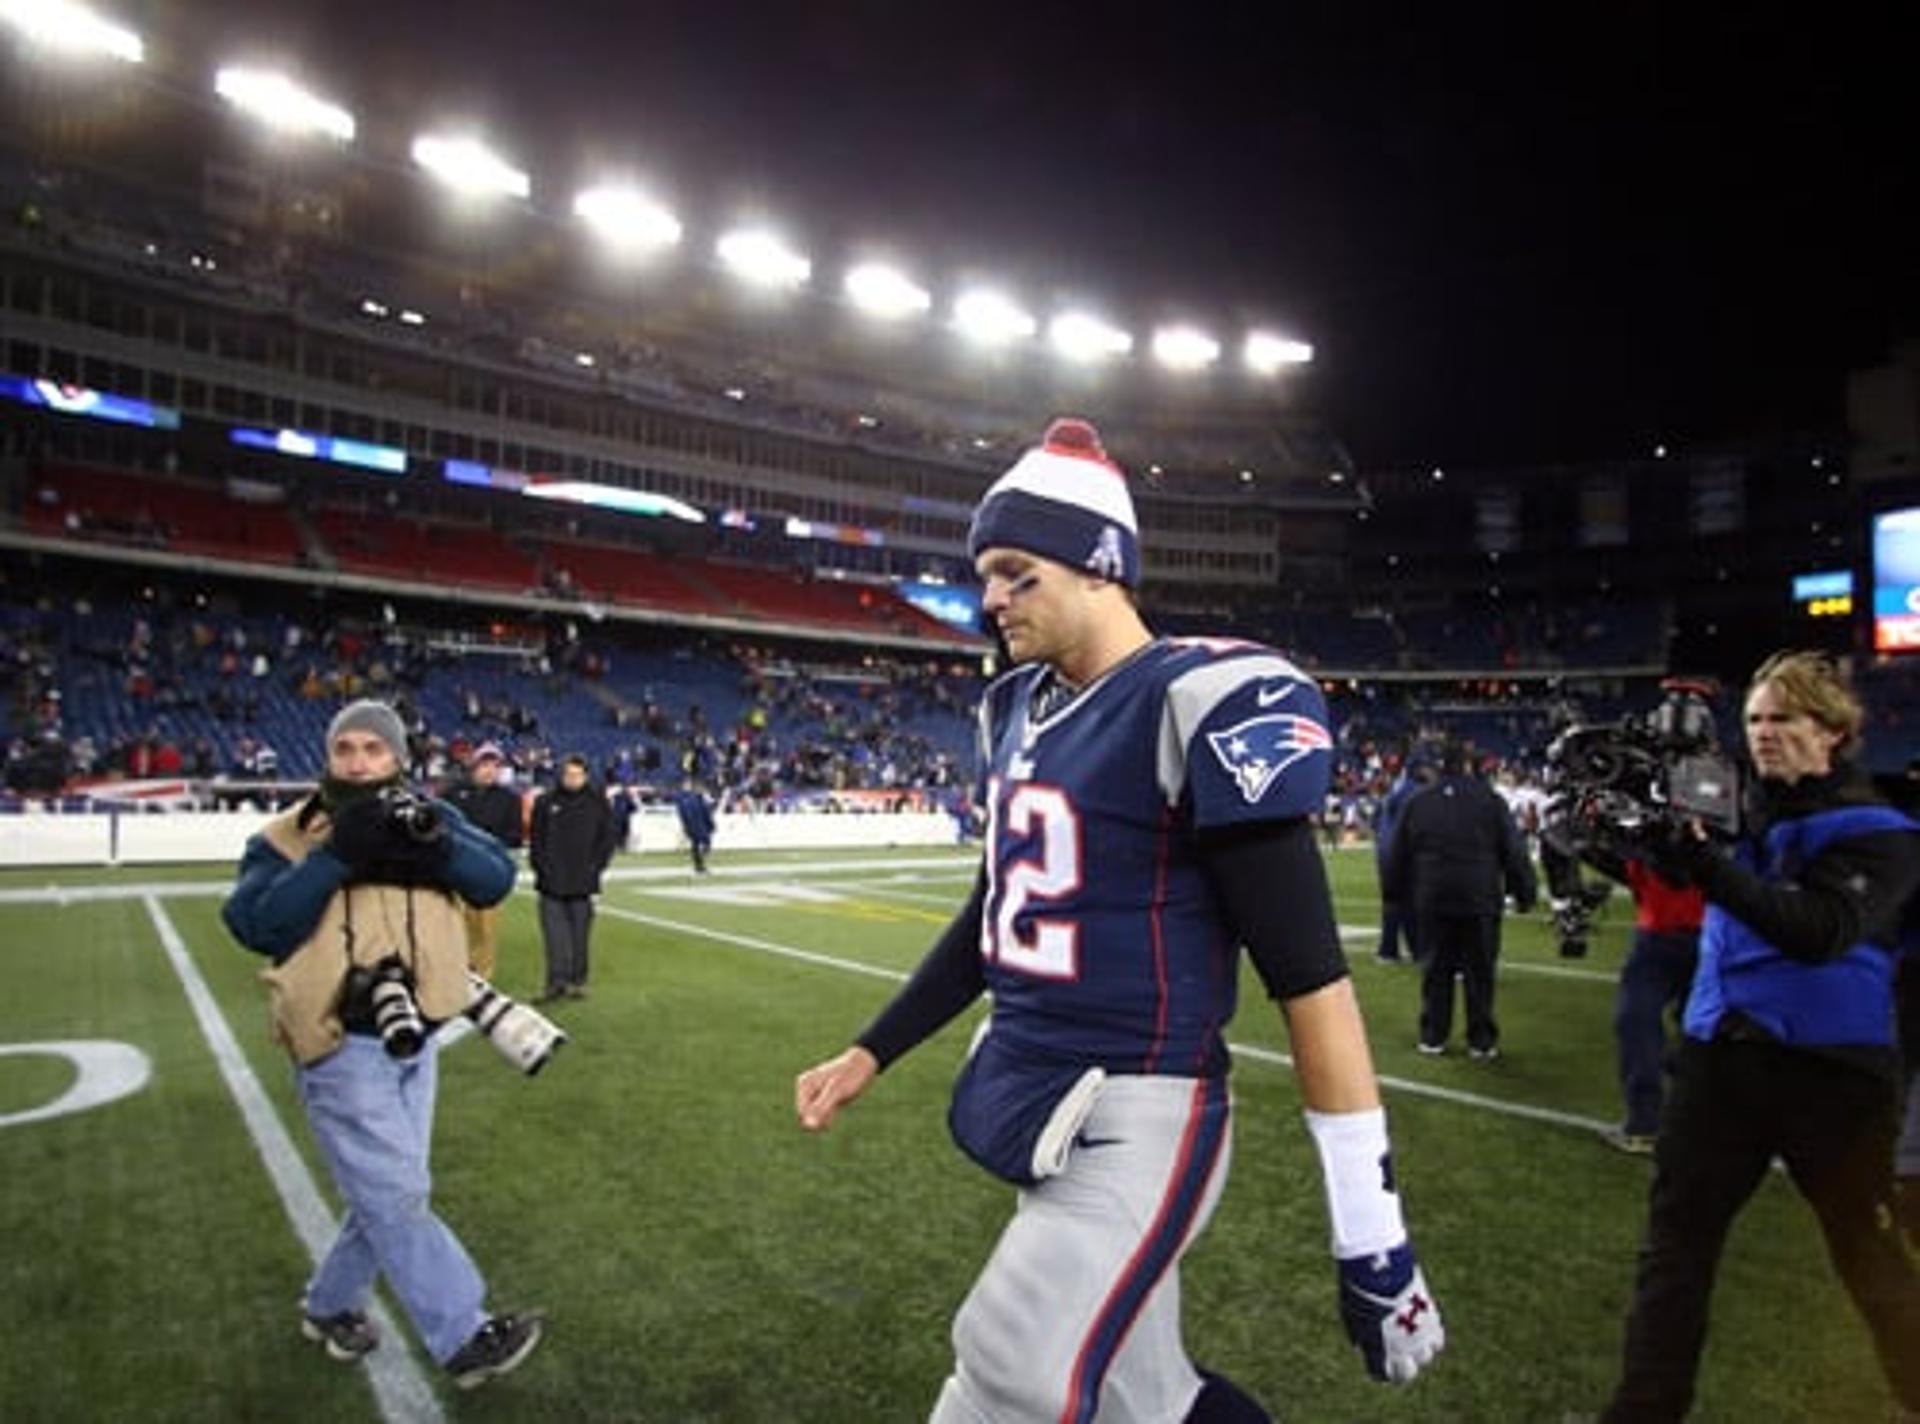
[1337,1243,1444,1384]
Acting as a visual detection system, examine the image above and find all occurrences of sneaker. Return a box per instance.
[1375,951,1404,965]
[1415,1041,1447,1056]
[445,1311,546,1390]
[1604,1127,1656,1156]
[564,984,589,1000]
[1468,1045,1500,1061]
[302,1307,379,1361]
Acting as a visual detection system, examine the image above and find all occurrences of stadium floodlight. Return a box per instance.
[952,288,1036,347]
[573,184,682,256]
[214,66,355,143]
[1244,330,1313,375]
[1151,325,1221,372]
[716,227,811,290]
[0,0,142,63]
[844,262,930,321]
[411,132,530,202]
[1048,310,1133,363]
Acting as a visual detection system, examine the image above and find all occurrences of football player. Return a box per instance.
[795,419,1444,1422]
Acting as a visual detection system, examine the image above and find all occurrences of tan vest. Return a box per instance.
[257,806,474,1065]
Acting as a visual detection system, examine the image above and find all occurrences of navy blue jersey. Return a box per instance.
[974,637,1332,1077]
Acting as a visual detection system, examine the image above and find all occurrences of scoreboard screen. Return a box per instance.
[1872,508,1920,652]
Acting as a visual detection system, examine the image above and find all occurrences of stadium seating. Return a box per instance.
[24,464,304,565]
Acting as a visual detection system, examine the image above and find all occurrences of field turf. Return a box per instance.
[0,847,1897,1421]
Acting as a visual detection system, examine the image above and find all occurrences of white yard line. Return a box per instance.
[596,902,911,985]
[141,896,445,1424]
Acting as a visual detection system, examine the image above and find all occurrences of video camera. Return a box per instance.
[1543,679,1742,858]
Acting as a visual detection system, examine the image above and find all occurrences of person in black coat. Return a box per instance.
[675,779,716,874]
[1383,741,1537,1058]
[528,754,617,1001]
[445,743,523,979]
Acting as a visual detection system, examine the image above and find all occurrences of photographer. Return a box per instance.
[221,700,546,1390]
[1602,653,1920,1421]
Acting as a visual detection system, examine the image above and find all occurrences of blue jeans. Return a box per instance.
[297,1034,487,1364]
[1614,929,1698,1137]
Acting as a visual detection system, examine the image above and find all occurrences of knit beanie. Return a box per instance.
[966,417,1140,587]
[326,699,408,760]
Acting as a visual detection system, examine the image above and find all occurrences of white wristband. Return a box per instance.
[1304,1106,1407,1259]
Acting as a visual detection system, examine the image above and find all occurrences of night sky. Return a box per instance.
[166,2,1913,471]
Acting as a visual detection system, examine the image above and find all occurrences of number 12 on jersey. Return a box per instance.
[981,776,1083,980]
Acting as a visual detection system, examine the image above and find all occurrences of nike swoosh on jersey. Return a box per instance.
[1256,682,1297,707]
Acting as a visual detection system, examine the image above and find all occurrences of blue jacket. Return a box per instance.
[1685,776,1919,1051]
[224,797,516,961]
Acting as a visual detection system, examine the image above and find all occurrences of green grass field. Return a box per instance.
[0,846,1899,1422]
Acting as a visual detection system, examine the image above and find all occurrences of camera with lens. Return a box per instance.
[1544,679,1741,859]
[346,956,427,1059]
[464,974,568,1076]
[374,785,444,845]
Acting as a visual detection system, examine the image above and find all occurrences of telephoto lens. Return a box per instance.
[369,962,426,1058]
[464,974,567,1076]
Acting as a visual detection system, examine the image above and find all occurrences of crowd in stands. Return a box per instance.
[0,562,983,814]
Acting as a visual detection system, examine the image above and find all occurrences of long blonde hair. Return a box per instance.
[1748,650,1862,757]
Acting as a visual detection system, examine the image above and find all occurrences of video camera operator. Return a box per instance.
[221,700,546,1390]
[1601,652,1920,1421]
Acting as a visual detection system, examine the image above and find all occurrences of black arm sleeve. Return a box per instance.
[1696,828,1920,963]
[1198,816,1350,1001]
[855,871,988,1069]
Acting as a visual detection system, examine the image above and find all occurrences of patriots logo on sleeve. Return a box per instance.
[1205,711,1332,804]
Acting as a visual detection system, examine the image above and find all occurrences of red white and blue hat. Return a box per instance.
[967,417,1140,588]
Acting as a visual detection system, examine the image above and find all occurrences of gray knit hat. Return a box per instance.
[326,699,408,759]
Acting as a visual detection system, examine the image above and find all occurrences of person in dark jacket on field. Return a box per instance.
[1383,741,1537,1059]
[528,754,617,1001]
[675,779,715,874]
[445,743,523,979]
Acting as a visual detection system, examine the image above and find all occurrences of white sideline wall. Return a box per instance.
[0,809,958,867]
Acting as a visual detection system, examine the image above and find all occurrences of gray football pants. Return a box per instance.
[931,1074,1233,1424]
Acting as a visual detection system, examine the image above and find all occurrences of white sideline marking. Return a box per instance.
[643,881,851,907]
[141,896,445,1424]
[1338,924,1616,984]
[596,901,1614,1135]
